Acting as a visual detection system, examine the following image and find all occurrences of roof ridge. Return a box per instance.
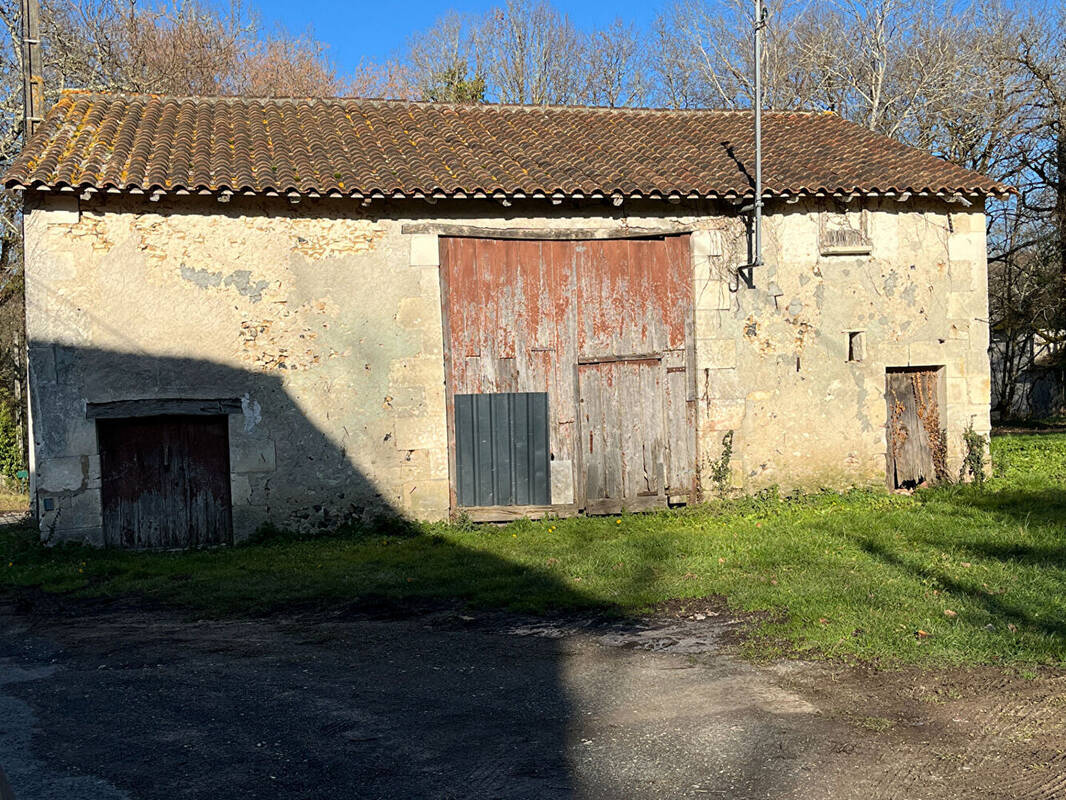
[55,89,828,116]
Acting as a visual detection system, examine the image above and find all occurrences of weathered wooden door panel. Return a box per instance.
[574,236,693,510]
[662,348,697,497]
[576,238,690,359]
[579,359,668,513]
[886,368,945,489]
[98,415,233,549]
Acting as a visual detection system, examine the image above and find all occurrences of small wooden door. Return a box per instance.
[579,358,667,513]
[885,368,944,489]
[99,415,233,548]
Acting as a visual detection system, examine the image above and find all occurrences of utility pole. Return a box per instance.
[752,0,767,269]
[21,0,44,139]
[739,0,768,287]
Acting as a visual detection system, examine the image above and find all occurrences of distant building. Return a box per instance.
[990,333,1066,419]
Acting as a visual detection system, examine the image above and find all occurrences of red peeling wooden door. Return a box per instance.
[576,238,694,513]
[441,235,695,515]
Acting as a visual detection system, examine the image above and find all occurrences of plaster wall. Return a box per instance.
[22,194,991,543]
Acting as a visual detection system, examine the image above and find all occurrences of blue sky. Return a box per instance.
[249,1,661,71]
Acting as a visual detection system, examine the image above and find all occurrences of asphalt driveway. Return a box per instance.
[0,600,1062,799]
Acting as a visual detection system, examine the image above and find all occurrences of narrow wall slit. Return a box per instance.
[847,331,865,362]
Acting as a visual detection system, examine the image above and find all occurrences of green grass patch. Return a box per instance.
[0,488,28,513]
[3,434,1065,667]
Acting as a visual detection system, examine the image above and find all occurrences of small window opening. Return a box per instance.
[848,331,865,362]
[819,208,872,255]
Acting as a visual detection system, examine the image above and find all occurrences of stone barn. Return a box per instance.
[5,92,1009,546]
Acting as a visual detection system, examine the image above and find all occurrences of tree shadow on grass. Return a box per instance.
[950,539,1066,567]
[941,486,1066,522]
[847,531,1066,642]
[917,486,1066,567]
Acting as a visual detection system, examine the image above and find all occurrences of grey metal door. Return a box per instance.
[454,392,551,507]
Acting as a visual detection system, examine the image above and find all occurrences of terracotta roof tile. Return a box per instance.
[3,91,1011,198]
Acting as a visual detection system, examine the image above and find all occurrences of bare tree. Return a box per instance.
[580,19,648,108]
[346,58,419,100]
[650,0,814,110]
[654,0,995,130]
[988,215,1062,416]
[481,0,584,105]
[38,0,344,97]
[981,1,1066,416]
[401,2,655,107]
[230,27,344,97]
[397,10,486,102]
[648,11,701,109]
[1010,5,1066,288]
[400,1,604,106]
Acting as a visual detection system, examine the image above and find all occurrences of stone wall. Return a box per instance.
[692,198,991,492]
[22,193,991,543]
[25,194,449,543]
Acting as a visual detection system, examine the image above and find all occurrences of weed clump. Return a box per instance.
[960,423,988,485]
[708,430,735,496]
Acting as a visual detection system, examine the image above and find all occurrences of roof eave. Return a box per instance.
[7,181,1015,201]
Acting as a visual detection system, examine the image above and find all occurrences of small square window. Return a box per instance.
[820,209,872,255]
[847,331,865,362]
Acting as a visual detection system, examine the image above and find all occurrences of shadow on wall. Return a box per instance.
[15,343,814,799]
[29,343,420,543]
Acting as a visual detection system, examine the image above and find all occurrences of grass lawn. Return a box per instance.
[2,434,1064,667]
[0,487,28,513]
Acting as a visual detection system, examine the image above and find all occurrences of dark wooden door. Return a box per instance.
[885,368,944,489]
[98,415,233,548]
